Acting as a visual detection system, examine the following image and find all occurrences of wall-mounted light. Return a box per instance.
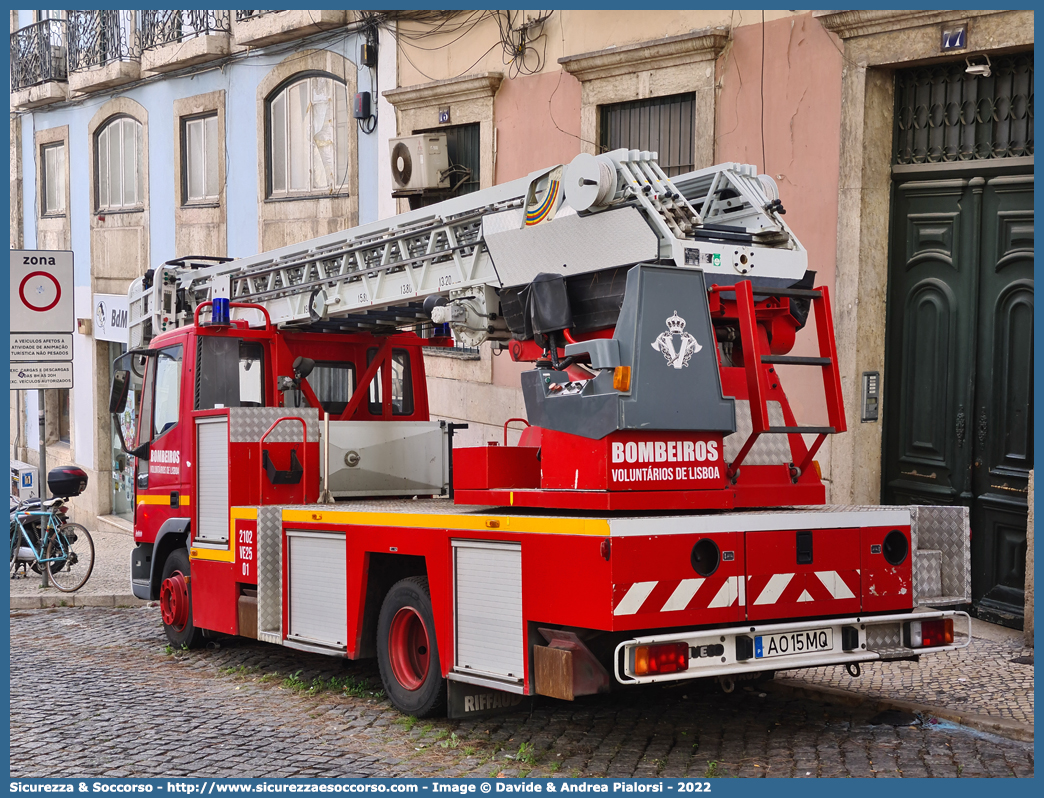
[965,54,991,78]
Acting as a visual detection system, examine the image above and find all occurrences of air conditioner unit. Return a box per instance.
[389,134,450,191]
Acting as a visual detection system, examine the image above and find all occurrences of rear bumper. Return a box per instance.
[613,609,971,685]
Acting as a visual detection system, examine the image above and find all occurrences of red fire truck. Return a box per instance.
[112,149,970,718]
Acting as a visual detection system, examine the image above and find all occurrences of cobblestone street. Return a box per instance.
[10,607,1034,779]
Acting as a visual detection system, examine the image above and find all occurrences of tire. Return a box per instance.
[159,547,204,648]
[45,523,94,592]
[10,524,20,577]
[376,576,446,717]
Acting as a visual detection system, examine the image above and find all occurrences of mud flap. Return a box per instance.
[446,679,531,720]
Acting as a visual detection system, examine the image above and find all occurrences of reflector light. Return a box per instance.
[613,366,631,391]
[905,618,953,648]
[632,642,689,676]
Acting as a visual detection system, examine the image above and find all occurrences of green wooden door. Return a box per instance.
[883,173,1033,624]
[970,175,1033,623]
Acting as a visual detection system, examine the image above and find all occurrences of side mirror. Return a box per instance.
[292,356,315,381]
[110,370,130,414]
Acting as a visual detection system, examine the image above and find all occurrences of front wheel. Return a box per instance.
[159,548,204,648]
[376,576,446,717]
[45,523,94,592]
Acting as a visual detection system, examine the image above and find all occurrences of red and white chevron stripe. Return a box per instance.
[612,576,744,615]
[747,570,859,606]
[612,570,859,616]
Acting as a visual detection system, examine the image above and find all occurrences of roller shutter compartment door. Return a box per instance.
[287,531,347,650]
[453,540,523,682]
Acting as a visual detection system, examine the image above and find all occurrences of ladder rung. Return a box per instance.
[751,287,823,299]
[766,426,835,435]
[761,355,832,366]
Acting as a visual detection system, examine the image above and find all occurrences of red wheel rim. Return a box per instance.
[388,607,430,691]
[160,571,190,631]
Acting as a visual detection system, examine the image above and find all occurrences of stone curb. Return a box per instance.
[9,594,152,610]
[765,677,1034,743]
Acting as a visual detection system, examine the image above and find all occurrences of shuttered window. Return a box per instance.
[41,142,65,215]
[96,116,143,211]
[267,74,350,198]
[599,93,696,177]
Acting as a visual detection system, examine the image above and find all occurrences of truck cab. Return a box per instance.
[112,305,439,630]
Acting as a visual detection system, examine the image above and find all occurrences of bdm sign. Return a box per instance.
[93,293,130,344]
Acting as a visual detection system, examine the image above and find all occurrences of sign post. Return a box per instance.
[11,250,75,589]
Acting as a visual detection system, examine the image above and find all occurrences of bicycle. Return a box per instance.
[10,497,95,592]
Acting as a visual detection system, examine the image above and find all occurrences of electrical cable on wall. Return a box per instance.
[357,14,380,135]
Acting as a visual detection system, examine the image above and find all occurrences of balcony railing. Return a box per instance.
[235,11,284,22]
[139,10,230,51]
[10,18,68,91]
[68,10,139,72]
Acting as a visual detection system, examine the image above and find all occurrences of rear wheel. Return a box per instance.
[159,548,204,648]
[377,576,446,717]
[10,524,21,577]
[45,523,94,592]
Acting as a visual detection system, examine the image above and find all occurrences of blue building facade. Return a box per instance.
[10,10,396,527]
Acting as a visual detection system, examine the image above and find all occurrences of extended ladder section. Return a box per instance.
[128,151,806,350]
[714,281,846,482]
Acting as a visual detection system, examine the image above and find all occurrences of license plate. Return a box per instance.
[755,628,833,659]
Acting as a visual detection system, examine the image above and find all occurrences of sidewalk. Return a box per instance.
[9,521,148,608]
[9,520,1035,741]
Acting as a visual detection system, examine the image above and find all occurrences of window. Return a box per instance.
[96,116,143,211]
[367,349,413,416]
[599,93,695,177]
[267,74,350,198]
[195,337,266,410]
[309,362,356,416]
[57,389,70,443]
[182,113,219,203]
[152,346,183,438]
[413,123,480,208]
[41,142,65,215]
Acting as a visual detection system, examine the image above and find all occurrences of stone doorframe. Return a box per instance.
[813,9,1034,506]
[558,28,728,171]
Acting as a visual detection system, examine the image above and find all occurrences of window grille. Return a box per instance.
[894,53,1033,164]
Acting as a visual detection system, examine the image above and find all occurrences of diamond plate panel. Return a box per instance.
[866,623,902,650]
[910,505,970,602]
[229,407,319,443]
[875,646,917,660]
[913,549,943,601]
[723,400,792,465]
[256,505,283,645]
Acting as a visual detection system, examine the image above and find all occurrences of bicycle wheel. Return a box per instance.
[45,523,95,592]
[10,524,20,577]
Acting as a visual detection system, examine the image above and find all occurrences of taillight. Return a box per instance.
[904,618,954,648]
[632,642,689,676]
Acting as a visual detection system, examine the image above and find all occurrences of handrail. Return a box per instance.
[194,300,273,331]
[258,416,308,501]
[503,417,529,446]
